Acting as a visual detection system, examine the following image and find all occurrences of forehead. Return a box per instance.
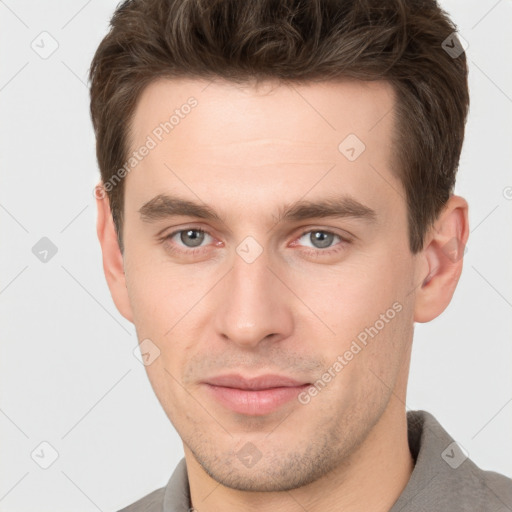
[129,76,396,150]
[125,77,402,220]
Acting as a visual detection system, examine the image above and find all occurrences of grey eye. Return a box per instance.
[299,230,339,249]
[178,229,206,247]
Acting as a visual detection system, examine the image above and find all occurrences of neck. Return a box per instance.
[185,401,414,512]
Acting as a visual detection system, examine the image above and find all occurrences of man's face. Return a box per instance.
[120,78,423,490]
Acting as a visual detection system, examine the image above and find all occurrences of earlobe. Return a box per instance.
[413,195,469,323]
[95,183,134,323]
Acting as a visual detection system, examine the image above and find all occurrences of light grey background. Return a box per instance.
[1,0,511,510]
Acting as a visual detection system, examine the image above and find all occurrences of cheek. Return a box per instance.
[295,256,406,335]
[292,251,413,385]
[123,247,189,332]
[123,253,204,372]
[314,297,411,419]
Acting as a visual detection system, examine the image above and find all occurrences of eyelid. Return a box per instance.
[291,228,351,253]
[161,225,350,242]
[293,226,354,244]
[160,225,352,258]
[162,226,214,247]
[300,227,347,238]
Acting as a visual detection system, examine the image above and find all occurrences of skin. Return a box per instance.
[96,77,469,512]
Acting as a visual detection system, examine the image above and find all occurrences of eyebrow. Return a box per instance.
[139,193,377,225]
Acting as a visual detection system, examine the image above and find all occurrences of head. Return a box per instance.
[91,0,469,492]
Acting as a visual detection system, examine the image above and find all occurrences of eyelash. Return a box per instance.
[160,226,351,258]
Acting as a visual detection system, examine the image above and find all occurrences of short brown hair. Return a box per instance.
[89,0,469,254]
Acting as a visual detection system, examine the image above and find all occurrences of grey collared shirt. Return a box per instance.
[118,410,512,511]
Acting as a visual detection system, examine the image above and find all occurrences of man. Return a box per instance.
[89,0,512,510]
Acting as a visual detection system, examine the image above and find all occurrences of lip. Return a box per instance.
[204,374,307,390]
[201,374,311,415]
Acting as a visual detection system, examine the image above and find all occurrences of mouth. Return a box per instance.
[201,374,311,415]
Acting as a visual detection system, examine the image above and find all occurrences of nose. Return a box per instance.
[213,246,294,349]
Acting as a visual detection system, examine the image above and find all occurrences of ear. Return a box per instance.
[413,194,469,323]
[95,183,134,323]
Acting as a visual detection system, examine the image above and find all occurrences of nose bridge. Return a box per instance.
[213,241,292,347]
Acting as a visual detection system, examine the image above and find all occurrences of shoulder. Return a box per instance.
[115,458,190,512]
[392,410,512,511]
[116,486,166,512]
[468,465,512,508]
[423,461,512,511]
